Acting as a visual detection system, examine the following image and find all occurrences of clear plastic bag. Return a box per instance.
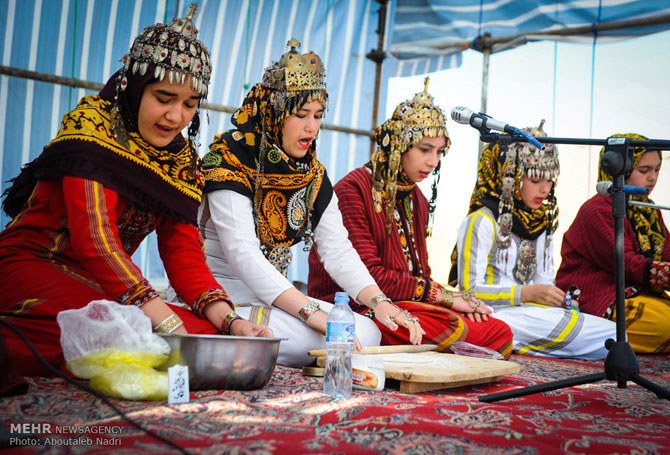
[89,363,168,401]
[449,341,504,360]
[57,300,171,400]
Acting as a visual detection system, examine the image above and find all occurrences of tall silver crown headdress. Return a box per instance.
[497,120,560,283]
[111,3,212,147]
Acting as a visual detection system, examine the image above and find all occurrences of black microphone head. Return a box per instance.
[450,106,471,124]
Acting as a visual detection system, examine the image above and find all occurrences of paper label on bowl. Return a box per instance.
[168,364,189,404]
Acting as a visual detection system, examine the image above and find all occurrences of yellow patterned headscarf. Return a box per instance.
[598,133,665,260]
[468,125,559,242]
[3,94,203,224]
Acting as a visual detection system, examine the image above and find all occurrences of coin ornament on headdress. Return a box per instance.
[515,119,560,181]
[120,2,212,96]
[261,39,327,93]
[371,77,449,236]
[391,77,449,152]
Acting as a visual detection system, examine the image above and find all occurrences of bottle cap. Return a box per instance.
[334,291,349,303]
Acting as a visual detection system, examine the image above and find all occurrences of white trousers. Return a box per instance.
[492,305,617,360]
[234,299,381,368]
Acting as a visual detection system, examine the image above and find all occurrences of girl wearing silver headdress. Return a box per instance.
[0,4,270,377]
[308,79,514,359]
[455,124,615,359]
[192,40,427,368]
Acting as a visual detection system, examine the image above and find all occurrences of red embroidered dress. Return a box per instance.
[556,135,670,354]
[308,167,513,357]
[0,94,227,376]
[556,194,670,316]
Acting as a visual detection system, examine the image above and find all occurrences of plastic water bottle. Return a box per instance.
[323,291,355,397]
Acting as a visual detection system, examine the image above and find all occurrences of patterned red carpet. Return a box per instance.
[2,354,670,455]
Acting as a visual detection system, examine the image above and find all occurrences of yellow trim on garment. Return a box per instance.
[462,210,496,291]
[252,306,265,325]
[509,285,517,306]
[6,183,40,228]
[485,264,494,285]
[91,182,138,284]
[472,284,517,306]
[436,319,466,351]
[7,298,40,316]
[500,342,514,359]
[515,308,580,354]
[522,301,550,308]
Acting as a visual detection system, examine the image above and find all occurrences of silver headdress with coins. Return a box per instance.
[111,2,212,146]
[497,120,560,283]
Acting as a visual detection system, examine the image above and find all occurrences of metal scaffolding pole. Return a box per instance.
[0,65,374,139]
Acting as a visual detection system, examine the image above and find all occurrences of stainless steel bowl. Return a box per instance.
[158,334,285,391]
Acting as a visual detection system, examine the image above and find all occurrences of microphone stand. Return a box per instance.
[475,131,670,403]
[629,200,670,211]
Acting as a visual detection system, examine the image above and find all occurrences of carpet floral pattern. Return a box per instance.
[2,354,670,454]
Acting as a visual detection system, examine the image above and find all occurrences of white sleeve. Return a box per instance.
[457,210,523,306]
[206,190,293,305]
[313,193,376,300]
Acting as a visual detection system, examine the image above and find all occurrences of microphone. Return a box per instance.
[450,106,544,149]
[596,180,649,196]
[451,106,516,134]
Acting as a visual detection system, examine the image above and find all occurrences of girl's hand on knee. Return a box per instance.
[446,291,490,322]
[374,300,425,345]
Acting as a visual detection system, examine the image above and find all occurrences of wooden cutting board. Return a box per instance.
[310,347,520,393]
[308,344,438,358]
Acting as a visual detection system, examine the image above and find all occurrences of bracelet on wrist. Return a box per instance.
[298,300,321,322]
[153,313,184,334]
[441,288,454,308]
[369,293,391,310]
[221,312,243,335]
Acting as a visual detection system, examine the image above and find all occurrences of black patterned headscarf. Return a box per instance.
[598,133,665,260]
[201,40,331,275]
